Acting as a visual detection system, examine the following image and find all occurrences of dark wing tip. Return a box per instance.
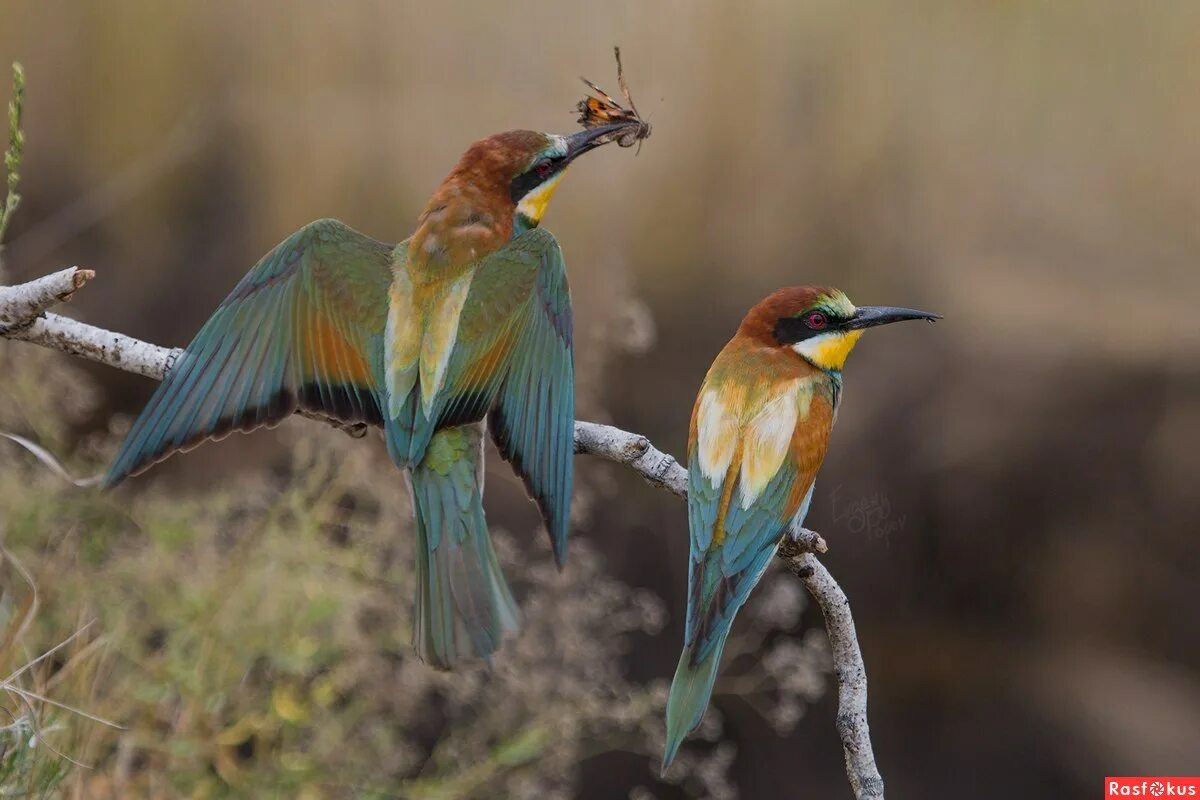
[551,526,569,570]
[488,405,572,568]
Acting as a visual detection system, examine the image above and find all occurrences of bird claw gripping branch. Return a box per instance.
[576,47,652,150]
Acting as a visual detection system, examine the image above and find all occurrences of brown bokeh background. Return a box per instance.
[2,1,1198,797]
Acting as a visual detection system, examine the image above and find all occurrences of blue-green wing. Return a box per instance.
[685,453,808,660]
[486,230,574,566]
[665,451,810,768]
[667,392,825,769]
[385,229,575,564]
[105,219,393,486]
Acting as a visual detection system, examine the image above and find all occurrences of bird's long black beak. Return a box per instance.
[844,305,942,330]
[563,123,633,162]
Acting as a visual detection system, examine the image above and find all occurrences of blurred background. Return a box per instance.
[1,1,1198,797]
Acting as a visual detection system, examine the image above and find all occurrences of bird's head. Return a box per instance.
[741,286,941,372]
[434,124,634,236]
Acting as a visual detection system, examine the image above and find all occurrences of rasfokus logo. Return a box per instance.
[1106,777,1200,798]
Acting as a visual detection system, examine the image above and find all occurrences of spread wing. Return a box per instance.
[104,218,393,486]
[486,231,574,566]
[381,228,574,563]
[407,229,574,564]
[684,376,832,660]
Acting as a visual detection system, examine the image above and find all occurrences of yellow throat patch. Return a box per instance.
[791,329,864,371]
[516,171,566,225]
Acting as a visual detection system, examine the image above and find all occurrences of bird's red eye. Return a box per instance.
[536,160,554,178]
[805,311,828,330]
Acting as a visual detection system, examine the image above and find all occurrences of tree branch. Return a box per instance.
[572,420,688,497]
[778,539,883,799]
[0,266,885,799]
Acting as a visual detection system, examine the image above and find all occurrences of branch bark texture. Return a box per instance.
[0,266,885,799]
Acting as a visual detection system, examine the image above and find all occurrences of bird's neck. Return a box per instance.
[718,335,844,410]
[408,174,516,272]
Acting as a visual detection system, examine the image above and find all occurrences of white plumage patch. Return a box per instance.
[696,388,740,487]
[738,380,802,508]
[385,268,421,419]
[419,270,474,415]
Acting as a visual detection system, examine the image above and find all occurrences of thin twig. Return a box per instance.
[0,266,885,799]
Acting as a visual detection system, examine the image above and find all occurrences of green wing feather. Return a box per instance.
[105,218,393,486]
[486,231,574,566]
[392,228,575,564]
[664,450,811,771]
[686,462,806,658]
[423,237,543,434]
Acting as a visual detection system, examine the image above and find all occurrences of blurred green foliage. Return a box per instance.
[0,346,412,798]
[0,61,22,250]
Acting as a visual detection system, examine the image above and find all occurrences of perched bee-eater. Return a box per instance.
[662,286,939,769]
[103,121,641,668]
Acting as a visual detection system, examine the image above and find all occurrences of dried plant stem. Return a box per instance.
[0,266,885,799]
[0,62,26,282]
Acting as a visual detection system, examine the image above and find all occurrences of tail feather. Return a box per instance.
[662,634,729,773]
[410,424,519,669]
[664,539,781,772]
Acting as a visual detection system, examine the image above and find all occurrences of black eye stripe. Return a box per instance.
[509,156,566,204]
[774,317,813,344]
[774,310,846,344]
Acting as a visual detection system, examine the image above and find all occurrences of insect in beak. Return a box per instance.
[576,47,652,151]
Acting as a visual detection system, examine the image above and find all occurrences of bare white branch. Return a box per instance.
[0,267,91,326]
[11,310,180,380]
[779,539,884,800]
[0,266,178,380]
[573,420,688,497]
[0,267,885,799]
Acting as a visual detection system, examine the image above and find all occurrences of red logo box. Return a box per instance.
[1106,778,1200,798]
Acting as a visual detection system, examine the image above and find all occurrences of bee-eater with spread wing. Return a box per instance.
[662,287,939,769]
[103,121,640,669]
